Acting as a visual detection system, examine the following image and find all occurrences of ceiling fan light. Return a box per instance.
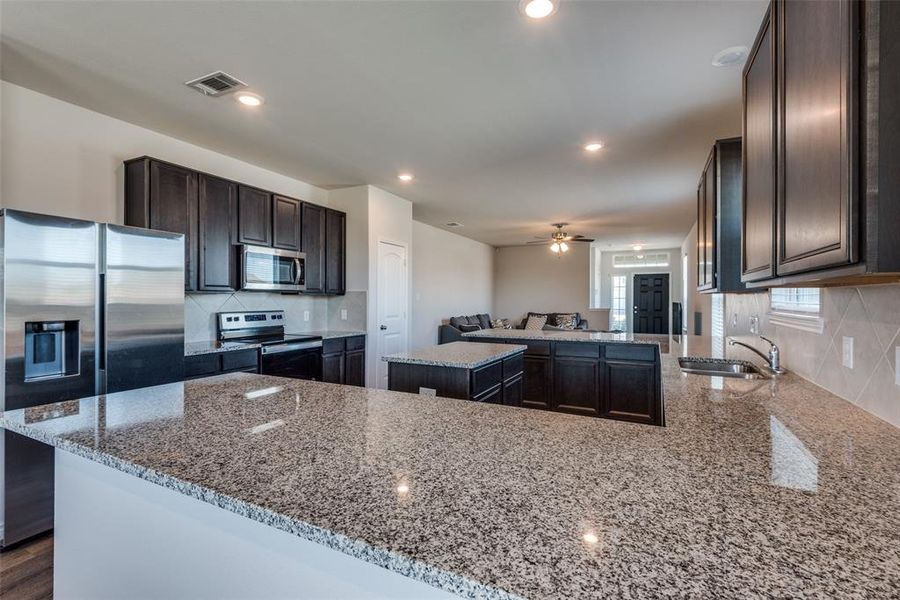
[559,242,569,252]
[550,242,560,253]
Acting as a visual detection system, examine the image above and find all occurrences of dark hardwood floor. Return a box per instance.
[0,534,53,600]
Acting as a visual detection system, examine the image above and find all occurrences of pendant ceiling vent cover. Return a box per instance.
[185,71,247,96]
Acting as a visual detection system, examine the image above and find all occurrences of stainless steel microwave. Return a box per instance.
[240,245,306,292]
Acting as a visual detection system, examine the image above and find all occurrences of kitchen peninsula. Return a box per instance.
[2,344,899,599]
[462,329,665,425]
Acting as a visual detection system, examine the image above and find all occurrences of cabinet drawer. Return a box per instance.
[472,383,502,404]
[556,342,600,358]
[524,341,551,356]
[184,354,219,378]
[322,338,344,354]
[471,360,503,396]
[605,344,656,362]
[502,353,524,380]
[345,335,366,351]
[221,349,258,371]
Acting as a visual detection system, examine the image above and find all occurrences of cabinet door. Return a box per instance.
[198,174,237,292]
[502,374,523,407]
[322,353,344,384]
[149,160,197,290]
[697,150,716,291]
[600,359,659,425]
[325,209,346,295]
[473,384,502,404]
[742,6,776,282]
[238,185,272,246]
[552,357,600,416]
[522,356,552,410]
[696,176,707,290]
[344,350,366,387]
[272,195,301,251]
[301,203,326,294]
[777,0,858,275]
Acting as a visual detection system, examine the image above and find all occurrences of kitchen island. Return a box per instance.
[2,343,899,598]
[384,341,527,405]
[463,328,665,425]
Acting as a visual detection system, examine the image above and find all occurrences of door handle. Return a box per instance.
[380,325,387,330]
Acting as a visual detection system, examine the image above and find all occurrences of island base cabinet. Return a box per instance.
[600,359,662,426]
[502,374,523,407]
[522,356,552,410]
[54,450,455,599]
[553,356,601,417]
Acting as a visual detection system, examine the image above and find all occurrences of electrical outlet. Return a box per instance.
[303,310,310,322]
[842,336,854,369]
[749,315,759,335]
[341,308,348,321]
[895,347,900,386]
[731,313,738,329]
[419,387,437,396]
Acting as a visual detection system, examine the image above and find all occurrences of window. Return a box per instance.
[612,252,670,269]
[769,288,824,333]
[610,275,627,330]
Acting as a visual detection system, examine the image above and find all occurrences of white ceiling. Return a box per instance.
[0,0,766,248]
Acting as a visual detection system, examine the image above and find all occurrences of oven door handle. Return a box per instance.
[261,341,322,355]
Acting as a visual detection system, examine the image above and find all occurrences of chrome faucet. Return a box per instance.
[728,336,785,374]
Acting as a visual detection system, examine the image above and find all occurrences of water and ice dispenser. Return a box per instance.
[23,320,80,381]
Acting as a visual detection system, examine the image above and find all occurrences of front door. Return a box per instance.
[632,274,669,334]
[376,241,409,389]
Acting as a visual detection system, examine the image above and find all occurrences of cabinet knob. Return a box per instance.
[380,325,387,330]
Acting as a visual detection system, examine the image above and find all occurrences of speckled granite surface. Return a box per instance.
[463,328,661,344]
[3,336,900,598]
[184,340,260,356]
[383,341,527,369]
[304,330,366,340]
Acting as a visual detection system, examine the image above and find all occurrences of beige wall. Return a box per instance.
[493,243,608,329]
[0,82,328,223]
[681,222,712,335]
[327,185,370,292]
[411,221,493,350]
[725,286,900,429]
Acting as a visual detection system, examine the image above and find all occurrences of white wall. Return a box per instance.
[681,223,712,335]
[327,186,369,292]
[493,243,608,329]
[411,222,493,350]
[594,247,683,333]
[0,81,328,224]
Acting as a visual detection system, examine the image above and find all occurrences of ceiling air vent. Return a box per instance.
[185,71,247,97]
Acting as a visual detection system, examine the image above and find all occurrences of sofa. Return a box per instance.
[438,314,494,344]
[516,312,590,331]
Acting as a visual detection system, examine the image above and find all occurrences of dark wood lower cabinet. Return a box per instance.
[600,360,661,426]
[522,356,552,410]
[553,357,600,416]
[387,351,524,405]
[321,336,366,387]
[184,349,259,380]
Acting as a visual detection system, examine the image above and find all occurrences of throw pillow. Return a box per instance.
[524,314,548,330]
[555,313,577,330]
[491,318,513,330]
[476,314,492,329]
[458,324,481,333]
[449,316,467,329]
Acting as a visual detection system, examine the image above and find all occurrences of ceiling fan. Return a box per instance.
[527,223,595,255]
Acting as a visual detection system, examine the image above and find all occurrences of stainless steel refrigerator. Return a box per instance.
[0,209,185,548]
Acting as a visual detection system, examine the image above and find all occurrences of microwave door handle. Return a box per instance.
[294,258,302,284]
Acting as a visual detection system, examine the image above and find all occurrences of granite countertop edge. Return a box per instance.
[382,344,527,369]
[461,330,661,345]
[184,331,367,357]
[0,414,515,600]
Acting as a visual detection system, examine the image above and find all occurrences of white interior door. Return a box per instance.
[376,241,408,389]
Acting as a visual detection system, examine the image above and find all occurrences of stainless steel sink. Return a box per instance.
[678,357,770,379]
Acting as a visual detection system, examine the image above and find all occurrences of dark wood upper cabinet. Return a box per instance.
[272,195,301,251]
[198,174,237,292]
[697,138,744,294]
[125,158,198,291]
[696,174,708,291]
[776,0,858,275]
[325,209,346,295]
[301,202,326,294]
[237,185,272,247]
[697,150,716,291]
[742,5,776,283]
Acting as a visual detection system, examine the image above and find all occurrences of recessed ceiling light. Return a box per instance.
[519,0,558,20]
[633,244,643,252]
[712,46,749,68]
[398,173,414,182]
[235,92,264,107]
[584,142,603,152]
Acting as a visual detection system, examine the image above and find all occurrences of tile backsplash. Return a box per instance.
[185,291,367,342]
[724,284,900,428]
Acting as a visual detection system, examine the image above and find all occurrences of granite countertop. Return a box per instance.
[3,336,900,598]
[463,328,663,344]
[185,331,366,357]
[382,341,527,369]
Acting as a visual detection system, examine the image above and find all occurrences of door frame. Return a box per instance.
[631,272,671,334]
[373,238,410,389]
